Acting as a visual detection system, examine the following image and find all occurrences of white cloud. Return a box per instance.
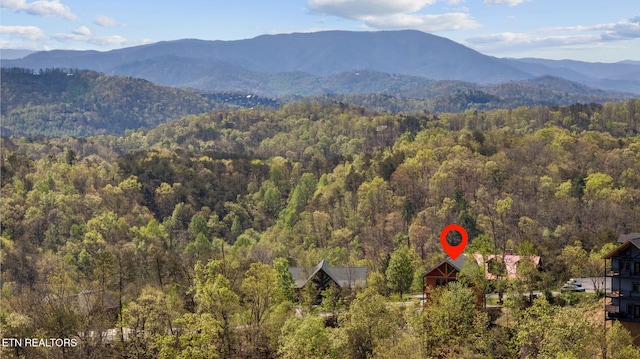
[0,39,49,50]
[73,26,91,36]
[0,0,76,20]
[468,15,640,53]
[94,15,124,27]
[483,0,527,6]
[591,16,640,41]
[363,12,480,32]
[0,24,45,40]
[267,27,334,35]
[51,28,153,49]
[307,0,479,32]
[88,35,129,46]
[99,36,153,47]
[468,31,528,45]
[468,32,602,50]
[308,0,437,19]
[53,26,92,42]
[52,33,84,42]
[540,16,640,39]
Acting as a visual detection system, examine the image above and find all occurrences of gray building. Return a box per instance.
[604,233,640,322]
[289,260,366,303]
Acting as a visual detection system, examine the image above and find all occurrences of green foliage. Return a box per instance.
[188,213,210,239]
[421,281,481,356]
[154,313,221,359]
[385,246,416,297]
[273,257,296,302]
[263,186,283,216]
[1,68,217,136]
[278,316,336,359]
[337,288,400,359]
[240,262,282,327]
[561,241,615,293]
[1,99,639,358]
[607,321,640,359]
[125,285,183,351]
[365,271,388,296]
[281,173,317,227]
[511,297,596,358]
[191,260,239,357]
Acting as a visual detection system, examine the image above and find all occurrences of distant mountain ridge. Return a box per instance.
[500,58,640,94]
[4,30,638,95]
[1,66,633,137]
[0,49,35,60]
[2,31,529,83]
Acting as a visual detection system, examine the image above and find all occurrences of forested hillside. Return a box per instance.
[0,68,277,137]
[2,67,633,138]
[1,100,640,358]
[293,78,631,114]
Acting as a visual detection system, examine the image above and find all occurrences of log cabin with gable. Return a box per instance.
[422,255,483,309]
[288,259,367,304]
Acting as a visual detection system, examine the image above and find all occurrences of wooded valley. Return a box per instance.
[2,68,633,138]
[1,99,640,358]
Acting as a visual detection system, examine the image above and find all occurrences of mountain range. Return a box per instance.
[3,30,639,96]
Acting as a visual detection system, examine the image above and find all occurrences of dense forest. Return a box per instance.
[1,99,640,358]
[2,68,635,138]
[0,68,278,137]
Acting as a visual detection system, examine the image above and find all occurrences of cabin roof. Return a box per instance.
[604,238,640,259]
[617,233,640,244]
[289,259,367,289]
[423,256,467,278]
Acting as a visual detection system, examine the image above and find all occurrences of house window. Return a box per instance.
[635,305,640,318]
[435,278,454,286]
[622,261,631,272]
[635,262,640,275]
[633,283,639,293]
[444,264,456,276]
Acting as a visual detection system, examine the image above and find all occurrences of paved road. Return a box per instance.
[571,277,610,292]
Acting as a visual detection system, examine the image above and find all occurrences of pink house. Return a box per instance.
[472,252,541,280]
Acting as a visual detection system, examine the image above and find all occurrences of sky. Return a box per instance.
[0,0,639,62]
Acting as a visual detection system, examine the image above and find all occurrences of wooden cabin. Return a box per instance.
[289,259,367,304]
[422,255,483,309]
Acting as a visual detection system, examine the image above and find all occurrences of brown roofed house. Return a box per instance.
[472,252,541,280]
[422,255,483,309]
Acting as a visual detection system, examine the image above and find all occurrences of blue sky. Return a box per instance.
[1,0,638,62]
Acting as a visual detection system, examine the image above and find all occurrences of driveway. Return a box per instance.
[570,277,610,292]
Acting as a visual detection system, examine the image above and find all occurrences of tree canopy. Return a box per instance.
[1,99,639,358]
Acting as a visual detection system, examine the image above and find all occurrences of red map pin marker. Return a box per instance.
[440,224,468,260]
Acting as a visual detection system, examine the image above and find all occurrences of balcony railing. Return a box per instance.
[606,312,640,323]
[605,268,640,277]
[605,290,640,298]
[606,267,619,276]
[608,290,622,297]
